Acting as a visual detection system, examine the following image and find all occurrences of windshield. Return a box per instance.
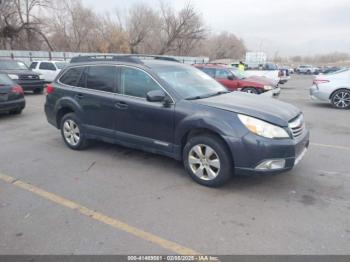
[153,65,228,99]
[0,60,28,70]
[55,62,67,69]
[230,69,246,79]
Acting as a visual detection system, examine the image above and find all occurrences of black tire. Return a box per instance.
[242,87,259,94]
[331,89,350,109]
[60,113,89,150]
[33,88,43,94]
[9,108,23,115]
[183,134,233,187]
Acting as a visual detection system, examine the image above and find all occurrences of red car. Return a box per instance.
[194,64,280,96]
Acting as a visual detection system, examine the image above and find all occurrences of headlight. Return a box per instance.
[8,74,19,80]
[263,85,273,91]
[39,74,44,80]
[238,114,290,139]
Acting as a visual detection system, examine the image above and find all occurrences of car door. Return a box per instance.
[114,66,175,153]
[74,65,118,138]
[215,69,238,90]
[38,62,57,82]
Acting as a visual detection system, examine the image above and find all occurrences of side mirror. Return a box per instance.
[228,75,235,80]
[147,90,166,102]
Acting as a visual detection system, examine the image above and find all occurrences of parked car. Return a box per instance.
[280,66,294,74]
[0,59,45,94]
[244,63,290,84]
[194,64,280,97]
[310,68,350,109]
[45,56,309,187]
[0,73,25,115]
[29,61,68,83]
[296,65,319,75]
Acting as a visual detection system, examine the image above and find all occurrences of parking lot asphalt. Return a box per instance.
[0,75,350,255]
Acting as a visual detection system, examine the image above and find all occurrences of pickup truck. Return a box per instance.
[244,63,290,84]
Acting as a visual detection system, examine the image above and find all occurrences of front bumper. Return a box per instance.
[15,79,45,91]
[224,129,310,175]
[261,87,281,98]
[0,98,25,112]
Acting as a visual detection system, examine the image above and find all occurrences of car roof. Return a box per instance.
[32,60,67,63]
[193,64,228,69]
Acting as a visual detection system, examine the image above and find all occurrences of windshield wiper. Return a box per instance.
[186,91,230,100]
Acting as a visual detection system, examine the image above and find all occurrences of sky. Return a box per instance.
[82,0,350,57]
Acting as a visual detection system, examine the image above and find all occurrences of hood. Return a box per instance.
[194,92,301,127]
[0,69,40,75]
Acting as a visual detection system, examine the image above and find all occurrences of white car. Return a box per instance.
[29,61,67,83]
[310,68,350,109]
[296,65,319,75]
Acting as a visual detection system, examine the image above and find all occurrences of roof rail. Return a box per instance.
[70,55,143,64]
[132,54,180,63]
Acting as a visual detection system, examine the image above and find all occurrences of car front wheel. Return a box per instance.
[183,134,233,187]
[331,89,350,109]
[60,113,89,150]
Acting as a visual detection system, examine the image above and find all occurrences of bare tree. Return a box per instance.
[124,3,159,54]
[157,2,206,55]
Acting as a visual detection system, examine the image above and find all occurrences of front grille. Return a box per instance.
[289,114,305,138]
[19,74,39,80]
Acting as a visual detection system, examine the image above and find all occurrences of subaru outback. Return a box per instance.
[45,56,309,187]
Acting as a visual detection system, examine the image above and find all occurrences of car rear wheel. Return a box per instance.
[183,134,232,187]
[242,87,259,94]
[60,113,89,150]
[331,89,350,109]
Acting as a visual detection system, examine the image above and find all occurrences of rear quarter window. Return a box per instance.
[59,67,84,86]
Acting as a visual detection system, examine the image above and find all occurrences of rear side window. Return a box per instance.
[85,66,117,93]
[121,67,161,98]
[39,62,56,71]
[59,67,84,86]
[29,62,38,70]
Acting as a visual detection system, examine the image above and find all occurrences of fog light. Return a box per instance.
[255,159,286,170]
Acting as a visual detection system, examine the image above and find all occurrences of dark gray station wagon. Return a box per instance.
[45,56,309,187]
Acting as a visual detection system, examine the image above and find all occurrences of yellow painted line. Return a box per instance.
[311,143,350,151]
[0,172,199,255]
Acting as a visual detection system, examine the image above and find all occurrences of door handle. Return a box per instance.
[75,93,84,100]
[115,101,128,110]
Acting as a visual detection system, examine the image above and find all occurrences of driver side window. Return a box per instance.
[120,67,162,98]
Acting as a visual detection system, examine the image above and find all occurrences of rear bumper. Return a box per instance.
[15,80,45,91]
[45,103,58,128]
[309,85,330,102]
[0,98,25,112]
[224,130,310,175]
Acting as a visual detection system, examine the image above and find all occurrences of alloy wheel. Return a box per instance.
[63,119,80,146]
[188,144,221,181]
[333,91,350,108]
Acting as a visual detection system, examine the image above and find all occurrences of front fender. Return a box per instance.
[174,109,243,145]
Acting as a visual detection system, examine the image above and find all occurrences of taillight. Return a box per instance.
[313,79,330,85]
[11,85,24,94]
[46,84,54,94]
